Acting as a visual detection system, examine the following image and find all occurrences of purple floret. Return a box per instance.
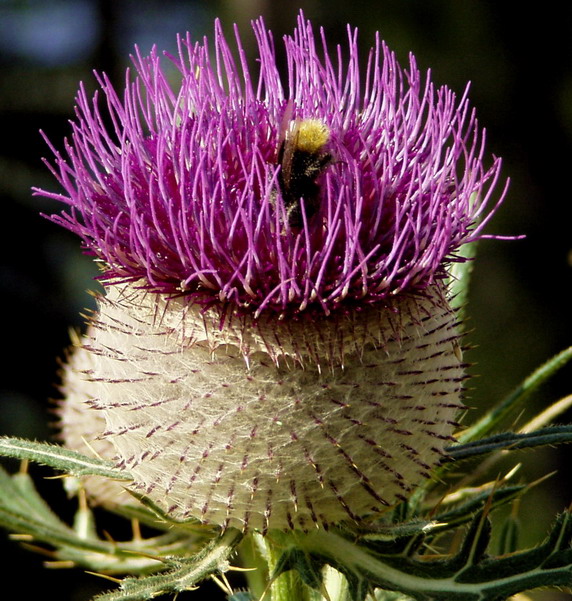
[35,13,507,317]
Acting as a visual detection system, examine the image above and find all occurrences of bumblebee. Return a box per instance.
[277,118,332,227]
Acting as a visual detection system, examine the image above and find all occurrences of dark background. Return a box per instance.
[1,1,571,599]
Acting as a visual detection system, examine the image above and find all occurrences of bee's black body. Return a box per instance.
[277,120,332,227]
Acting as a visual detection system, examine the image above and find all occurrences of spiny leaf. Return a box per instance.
[0,467,63,529]
[0,465,191,575]
[0,437,131,480]
[94,528,243,601]
[272,547,326,591]
[431,485,524,531]
[458,346,572,444]
[448,425,572,461]
[352,485,524,558]
[290,511,572,601]
[497,513,520,556]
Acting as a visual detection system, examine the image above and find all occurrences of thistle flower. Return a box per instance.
[37,14,507,532]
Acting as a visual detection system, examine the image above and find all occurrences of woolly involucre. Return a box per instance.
[60,281,465,532]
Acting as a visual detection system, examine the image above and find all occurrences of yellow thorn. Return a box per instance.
[519,394,572,433]
[131,518,142,541]
[44,560,76,569]
[80,436,105,461]
[9,533,34,541]
[79,488,88,511]
[85,571,123,584]
[211,573,233,595]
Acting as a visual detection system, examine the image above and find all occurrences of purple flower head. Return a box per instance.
[45,14,513,531]
[36,13,506,318]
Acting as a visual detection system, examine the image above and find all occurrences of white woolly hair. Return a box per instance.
[59,282,466,532]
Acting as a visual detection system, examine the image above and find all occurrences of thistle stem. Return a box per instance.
[265,532,315,601]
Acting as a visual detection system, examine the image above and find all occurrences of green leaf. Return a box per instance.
[351,485,524,558]
[119,489,203,527]
[0,437,131,480]
[228,593,256,601]
[0,464,198,575]
[448,425,572,461]
[288,510,572,601]
[94,528,243,601]
[430,485,524,534]
[458,346,572,444]
[273,547,325,591]
[0,469,67,530]
[497,512,520,556]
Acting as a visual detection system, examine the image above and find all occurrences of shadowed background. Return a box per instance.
[1,1,571,599]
